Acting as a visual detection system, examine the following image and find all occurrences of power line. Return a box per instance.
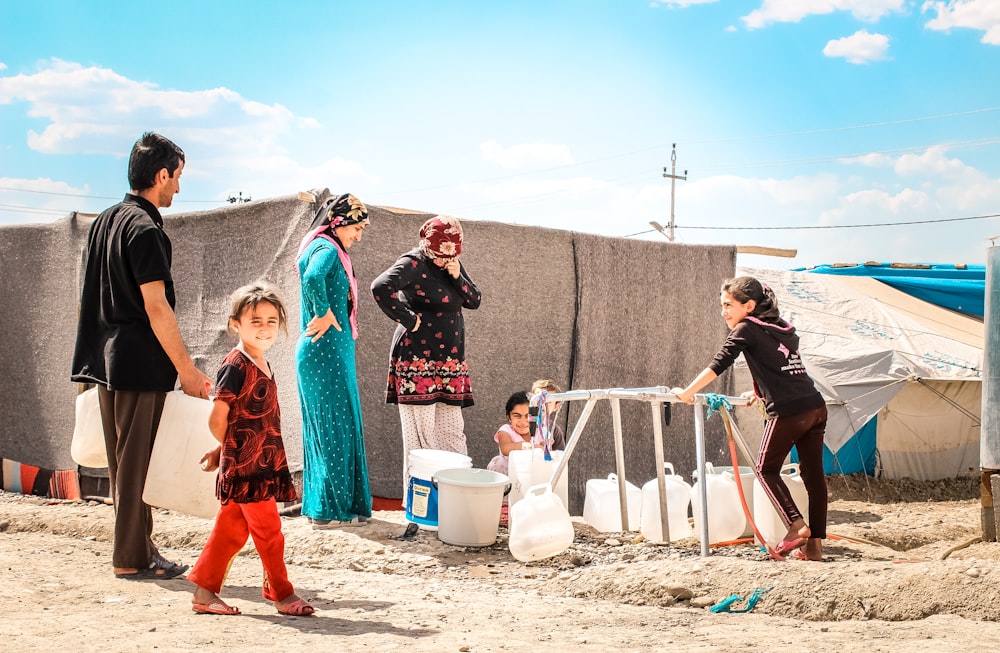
[623,213,1000,237]
[0,185,223,204]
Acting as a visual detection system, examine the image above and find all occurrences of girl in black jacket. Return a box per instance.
[672,276,827,561]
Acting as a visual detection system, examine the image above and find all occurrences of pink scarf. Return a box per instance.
[297,225,360,340]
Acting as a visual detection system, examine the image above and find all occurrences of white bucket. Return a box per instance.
[406,449,472,529]
[508,483,575,562]
[690,463,746,544]
[507,448,569,509]
[434,468,510,547]
[639,462,693,543]
[753,463,810,548]
[142,391,219,519]
[583,473,642,533]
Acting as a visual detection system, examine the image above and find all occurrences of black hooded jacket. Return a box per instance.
[708,316,824,418]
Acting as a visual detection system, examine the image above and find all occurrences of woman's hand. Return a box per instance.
[306,309,341,342]
[200,445,222,472]
[443,258,460,279]
[740,390,758,406]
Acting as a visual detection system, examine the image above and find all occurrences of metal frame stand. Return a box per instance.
[542,387,748,557]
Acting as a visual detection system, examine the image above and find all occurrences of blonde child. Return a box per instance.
[188,283,314,616]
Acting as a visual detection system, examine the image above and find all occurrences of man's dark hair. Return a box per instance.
[127,132,185,191]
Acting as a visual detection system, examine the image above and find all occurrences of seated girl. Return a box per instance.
[486,391,541,475]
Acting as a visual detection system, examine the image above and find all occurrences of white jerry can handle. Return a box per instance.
[780,463,801,477]
[663,462,676,477]
[526,483,553,498]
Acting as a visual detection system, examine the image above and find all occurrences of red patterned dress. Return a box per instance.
[214,347,296,504]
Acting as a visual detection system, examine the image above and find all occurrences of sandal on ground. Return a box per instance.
[192,599,241,615]
[276,597,315,616]
[115,554,188,580]
[774,537,806,556]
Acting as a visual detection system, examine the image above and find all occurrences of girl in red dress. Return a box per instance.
[188,283,314,616]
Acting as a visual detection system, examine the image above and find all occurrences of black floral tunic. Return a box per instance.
[371,248,482,407]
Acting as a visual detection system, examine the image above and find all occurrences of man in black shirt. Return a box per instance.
[72,132,211,580]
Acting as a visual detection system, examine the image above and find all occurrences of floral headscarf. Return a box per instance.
[418,215,463,260]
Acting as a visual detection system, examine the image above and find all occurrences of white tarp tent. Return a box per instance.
[738,267,983,480]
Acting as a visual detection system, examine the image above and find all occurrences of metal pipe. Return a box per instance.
[609,395,630,531]
[548,397,598,490]
[649,400,670,542]
[694,396,710,557]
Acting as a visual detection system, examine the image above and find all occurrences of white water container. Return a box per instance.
[753,463,810,548]
[690,463,746,544]
[716,465,756,538]
[434,468,510,547]
[507,449,569,509]
[508,483,575,562]
[640,462,692,542]
[583,473,642,532]
[71,387,107,468]
[143,391,219,519]
[406,449,472,529]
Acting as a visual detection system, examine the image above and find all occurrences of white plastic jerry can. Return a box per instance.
[753,463,810,548]
[640,462,693,543]
[691,463,747,544]
[583,473,642,533]
[508,483,575,562]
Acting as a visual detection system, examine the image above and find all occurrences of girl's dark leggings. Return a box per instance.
[756,404,828,539]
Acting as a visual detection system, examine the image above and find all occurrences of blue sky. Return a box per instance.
[2,0,999,268]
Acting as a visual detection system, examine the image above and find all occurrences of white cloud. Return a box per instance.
[893,145,969,176]
[840,152,895,167]
[0,60,307,156]
[823,30,891,63]
[922,0,1000,45]
[0,59,379,210]
[480,140,575,169]
[742,0,904,30]
[0,62,7,71]
[649,0,718,7]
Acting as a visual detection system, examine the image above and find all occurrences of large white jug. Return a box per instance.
[507,448,569,509]
[753,463,810,548]
[640,462,692,543]
[583,473,642,532]
[142,391,219,519]
[508,483,575,562]
[691,463,746,544]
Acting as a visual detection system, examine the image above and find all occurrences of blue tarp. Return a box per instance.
[795,263,986,318]
[791,417,877,475]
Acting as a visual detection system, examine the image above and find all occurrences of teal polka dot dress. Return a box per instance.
[296,238,372,521]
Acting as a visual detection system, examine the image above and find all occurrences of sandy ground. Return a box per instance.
[2,476,1000,652]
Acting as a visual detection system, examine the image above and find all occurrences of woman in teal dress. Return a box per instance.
[295,193,372,529]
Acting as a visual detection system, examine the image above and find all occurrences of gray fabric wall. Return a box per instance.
[0,189,736,512]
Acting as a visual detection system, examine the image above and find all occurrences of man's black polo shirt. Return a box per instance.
[71,194,178,391]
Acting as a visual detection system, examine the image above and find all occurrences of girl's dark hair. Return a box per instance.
[127,131,185,191]
[227,282,289,336]
[721,276,780,321]
[505,390,530,415]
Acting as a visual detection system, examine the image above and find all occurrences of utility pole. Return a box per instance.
[662,143,687,241]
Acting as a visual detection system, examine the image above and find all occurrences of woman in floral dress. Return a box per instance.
[370,215,482,496]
